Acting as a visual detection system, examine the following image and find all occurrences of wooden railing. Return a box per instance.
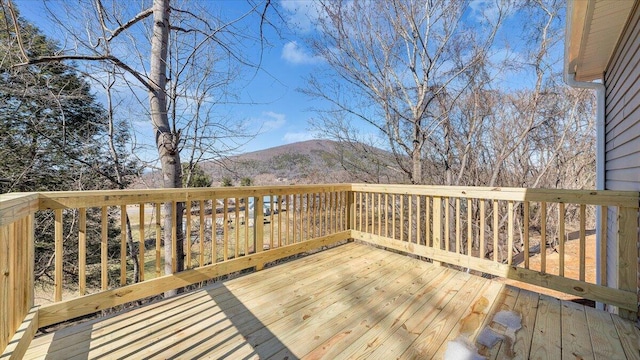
[0,184,638,357]
[0,193,38,357]
[350,184,639,317]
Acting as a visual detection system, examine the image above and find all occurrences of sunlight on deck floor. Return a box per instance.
[24,242,640,359]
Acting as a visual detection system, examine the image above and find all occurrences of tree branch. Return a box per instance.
[14,54,155,92]
[107,8,153,42]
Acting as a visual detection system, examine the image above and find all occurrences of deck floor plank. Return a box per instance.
[174,245,404,359]
[341,270,474,359]
[248,257,422,359]
[26,242,365,358]
[561,299,595,360]
[478,285,519,359]
[498,289,539,360]
[22,242,640,360]
[301,265,455,360]
[529,294,562,359]
[272,259,447,359]
[612,313,640,360]
[111,245,392,360]
[395,275,490,358]
[585,305,627,360]
[432,280,505,359]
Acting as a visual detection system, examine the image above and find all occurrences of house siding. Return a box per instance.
[604,3,640,315]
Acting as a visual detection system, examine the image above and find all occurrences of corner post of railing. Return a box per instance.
[0,192,39,357]
[254,196,265,270]
[618,204,639,320]
[347,187,355,239]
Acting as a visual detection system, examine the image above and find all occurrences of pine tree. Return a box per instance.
[0,6,140,286]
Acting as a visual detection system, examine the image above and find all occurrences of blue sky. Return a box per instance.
[15,0,328,156]
[13,0,565,159]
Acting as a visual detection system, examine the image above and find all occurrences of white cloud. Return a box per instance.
[280,0,322,33]
[281,41,323,65]
[469,0,514,24]
[283,131,318,143]
[261,111,287,131]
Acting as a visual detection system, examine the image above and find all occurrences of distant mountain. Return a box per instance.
[202,139,352,186]
[131,139,355,188]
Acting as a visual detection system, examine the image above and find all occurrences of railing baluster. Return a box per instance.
[384,193,389,237]
[223,198,228,261]
[211,197,216,264]
[559,202,565,277]
[278,195,283,247]
[101,206,108,291]
[293,194,298,243]
[244,197,249,256]
[425,196,430,247]
[493,200,498,262]
[371,192,375,234]
[524,201,530,269]
[199,200,204,267]
[507,201,514,265]
[392,194,396,240]
[318,193,323,236]
[417,195,422,245]
[185,201,191,269]
[306,193,311,240]
[541,202,547,273]
[480,200,485,259]
[139,203,145,280]
[299,194,304,241]
[455,198,461,253]
[285,195,290,245]
[333,192,337,234]
[445,197,450,252]
[171,201,177,273]
[600,206,607,286]
[433,197,441,250]
[400,194,404,242]
[270,195,276,250]
[358,192,363,232]
[155,203,161,277]
[408,195,413,243]
[467,199,472,256]
[579,204,586,282]
[377,193,382,236]
[234,198,239,259]
[79,208,87,294]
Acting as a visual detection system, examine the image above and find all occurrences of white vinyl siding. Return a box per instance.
[603,3,640,309]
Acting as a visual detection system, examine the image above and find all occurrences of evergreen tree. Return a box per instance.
[0,6,140,286]
[0,7,137,193]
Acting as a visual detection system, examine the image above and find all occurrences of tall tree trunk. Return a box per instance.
[149,0,184,297]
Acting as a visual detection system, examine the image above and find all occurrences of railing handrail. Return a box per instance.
[3,184,636,212]
[37,184,353,209]
[351,184,640,207]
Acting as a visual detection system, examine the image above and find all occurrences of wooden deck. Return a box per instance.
[23,242,640,359]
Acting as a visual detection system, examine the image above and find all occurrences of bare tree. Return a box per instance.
[304,0,506,184]
[9,0,273,295]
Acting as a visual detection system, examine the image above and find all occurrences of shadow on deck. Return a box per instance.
[23,242,640,359]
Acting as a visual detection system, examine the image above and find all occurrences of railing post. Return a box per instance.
[618,206,639,320]
[254,196,264,270]
[0,194,37,356]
